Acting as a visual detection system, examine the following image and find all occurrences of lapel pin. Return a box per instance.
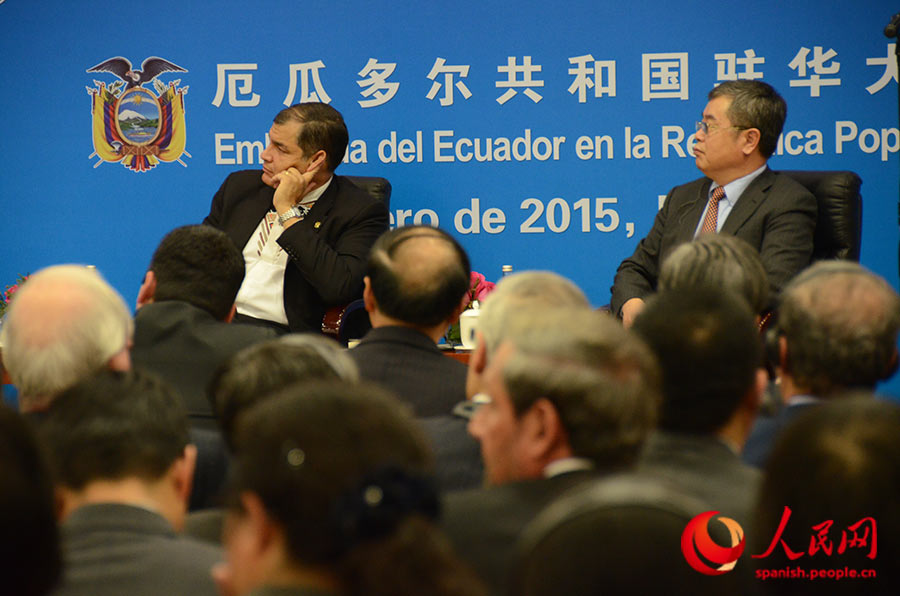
[314,221,322,229]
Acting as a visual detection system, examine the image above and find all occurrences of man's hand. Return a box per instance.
[272,166,319,214]
[621,297,645,328]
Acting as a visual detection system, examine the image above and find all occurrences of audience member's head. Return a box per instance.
[0,406,61,596]
[222,381,485,596]
[632,287,764,439]
[468,307,660,485]
[754,396,900,595]
[467,271,589,398]
[273,102,349,173]
[39,369,195,531]
[136,224,245,321]
[210,333,359,452]
[659,234,769,315]
[0,265,133,411]
[707,80,787,159]
[776,261,900,398]
[365,225,470,337]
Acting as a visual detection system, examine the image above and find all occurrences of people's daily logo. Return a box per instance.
[681,511,746,575]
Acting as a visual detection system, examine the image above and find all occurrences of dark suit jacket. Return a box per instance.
[204,170,390,332]
[610,168,817,315]
[55,503,222,596]
[419,413,484,493]
[349,326,467,417]
[131,301,276,423]
[442,472,594,595]
[638,430,761,528]
[742,400,818,468]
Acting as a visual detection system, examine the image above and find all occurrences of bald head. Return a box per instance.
[366,225,471,328]
[779,261,900,395]
[0,265,133,409]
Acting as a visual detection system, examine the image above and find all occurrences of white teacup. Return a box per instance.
[459,309,481,349]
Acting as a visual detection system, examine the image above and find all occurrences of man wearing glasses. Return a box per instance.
[610,81,816,327]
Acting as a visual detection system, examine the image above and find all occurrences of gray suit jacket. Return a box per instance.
[55,503,222,596]
[638,430,761,528]
[610,168,817,314]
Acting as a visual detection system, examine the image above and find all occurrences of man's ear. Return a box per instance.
[778,335,790,373]
[136,270,157,309]
[363,276,377,313]
[742,128,761,156]
[307,150,328,174]
[172,444,197,507]
[521,398,569,464]
[239,491,278,553]
[465,331,488,400]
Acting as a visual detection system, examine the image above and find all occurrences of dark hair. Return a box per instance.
[708,80,786,158]
[367,225,471,328]
[274,103,349,172]
[0,406,61,596]
[659,234,769,314]
[231,381,486,596]
[632,287,762,434]
[778,261,900,396]
[754,397,900,595]
[149,225,244,320]
[209,335,358,452]
[39,369,190,489]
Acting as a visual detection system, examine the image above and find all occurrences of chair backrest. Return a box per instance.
[511,473,743,596]
[344,175,392,210]
[778,170,862,262]
[321,175,392,344]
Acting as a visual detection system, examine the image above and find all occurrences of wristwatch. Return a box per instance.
[277,204,310,226]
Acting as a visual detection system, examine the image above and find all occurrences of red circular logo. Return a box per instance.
[681,511,746,575]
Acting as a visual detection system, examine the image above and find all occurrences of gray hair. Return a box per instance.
[0,265,133,406]
[779,261,900,395]
[708,80,786,159]
[278,333,360,382]
[659,234,769,313]
[499,307,660,469]
[479,271,589,357]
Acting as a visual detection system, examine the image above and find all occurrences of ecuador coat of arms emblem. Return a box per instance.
[86,56,189,172]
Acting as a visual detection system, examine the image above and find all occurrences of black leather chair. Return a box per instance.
[511,473,745,595]
[779,170,862,262]
[320,176,391,344]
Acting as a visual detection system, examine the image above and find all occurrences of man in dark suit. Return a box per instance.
[442,307,660,594]
[743,261,900,467]
[39,370,221,596]
[203,102,389,333]
[611,80,817,327]
[349,225,481,491]
[350,225,471,417]
[632,287,766,528]
[132,225,275,428]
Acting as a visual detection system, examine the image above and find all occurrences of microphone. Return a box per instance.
[885,12,900,38]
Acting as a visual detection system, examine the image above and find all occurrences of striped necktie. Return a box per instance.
[699,186,726,235]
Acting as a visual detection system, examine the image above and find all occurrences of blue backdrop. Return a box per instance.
[2,0,899,395]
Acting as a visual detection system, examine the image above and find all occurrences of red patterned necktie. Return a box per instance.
[699,186,726,235]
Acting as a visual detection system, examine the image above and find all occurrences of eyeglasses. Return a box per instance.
[695,121,750,136]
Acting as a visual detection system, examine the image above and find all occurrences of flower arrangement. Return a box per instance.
[466,271,496,309]
[0,275,28,320]
[445,271,495,345]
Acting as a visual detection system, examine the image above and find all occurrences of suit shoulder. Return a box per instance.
[334,175,389,212]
